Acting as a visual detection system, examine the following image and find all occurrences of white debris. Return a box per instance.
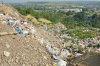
[46,44,60,55]
[54,59,67,66]
[4,51,10,57]
[30,27,36,35]
[23,30,29,35]
[7,20,14,26]
[12,20,20,27]
[59,49,71,59]
[37,37,44,45]
[75,52,83,57]
[0,13,4,16]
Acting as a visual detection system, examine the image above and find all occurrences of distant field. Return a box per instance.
[25,2,81,7]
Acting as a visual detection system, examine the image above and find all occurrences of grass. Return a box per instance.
[65,27,97,39]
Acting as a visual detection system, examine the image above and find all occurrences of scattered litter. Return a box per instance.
[12,20,20,27]
[0,13,4,16]
[46,44,60,55]
[54,59,67,66]
[75,52,83,57]
[59,49,71,59]
[22,30,29,36]
[15,27,23,34]
[7,19,14,27]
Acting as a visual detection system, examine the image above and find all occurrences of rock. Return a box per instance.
[22,64,26,66]
[4,51,10,57]
[6,43,10,48]
[43,56,47,60]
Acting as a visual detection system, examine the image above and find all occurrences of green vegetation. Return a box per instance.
[67,28,96,39]
[16,7,100,39]
[16,7,100,28]
[93,44,100,48]
[17,8,65,23]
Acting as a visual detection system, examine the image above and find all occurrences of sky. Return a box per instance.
[1,0,100,3]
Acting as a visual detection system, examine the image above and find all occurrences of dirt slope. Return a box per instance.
[0,4,23,19]
[0,4,66,66]
[0,21,52,66]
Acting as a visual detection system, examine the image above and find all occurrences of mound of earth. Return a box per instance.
[0,4,54,66]
[0,22,52,66]
[0,4,23,19]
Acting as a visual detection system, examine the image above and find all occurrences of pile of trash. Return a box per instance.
[0,10,68,66]
[0,11,36,36]
[1,4,100,66]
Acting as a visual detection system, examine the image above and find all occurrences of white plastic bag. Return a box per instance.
[54,59,67,66]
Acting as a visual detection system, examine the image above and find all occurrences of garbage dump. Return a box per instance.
[0,12,88,66]
[46,44,68,66]
[1,10,100,66]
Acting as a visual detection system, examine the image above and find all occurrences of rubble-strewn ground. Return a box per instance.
[0,4,100,66]
[0,4,64,66]
[0,22,53,66]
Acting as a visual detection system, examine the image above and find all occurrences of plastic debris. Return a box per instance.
[75,52,83,57]
[22,30,29,36]
[59,49,71,59]
[12,20,20,27]
[15,27,23,34]
[46,44,60,55]
[0,13,4,16]
[54,59,67,66]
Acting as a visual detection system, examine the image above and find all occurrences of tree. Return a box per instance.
[74,11,88,22]
[66,11,75,16]
[73,11,88,27]
[91,14,100,28]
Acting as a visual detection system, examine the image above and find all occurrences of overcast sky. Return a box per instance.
[1,0,100,3]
